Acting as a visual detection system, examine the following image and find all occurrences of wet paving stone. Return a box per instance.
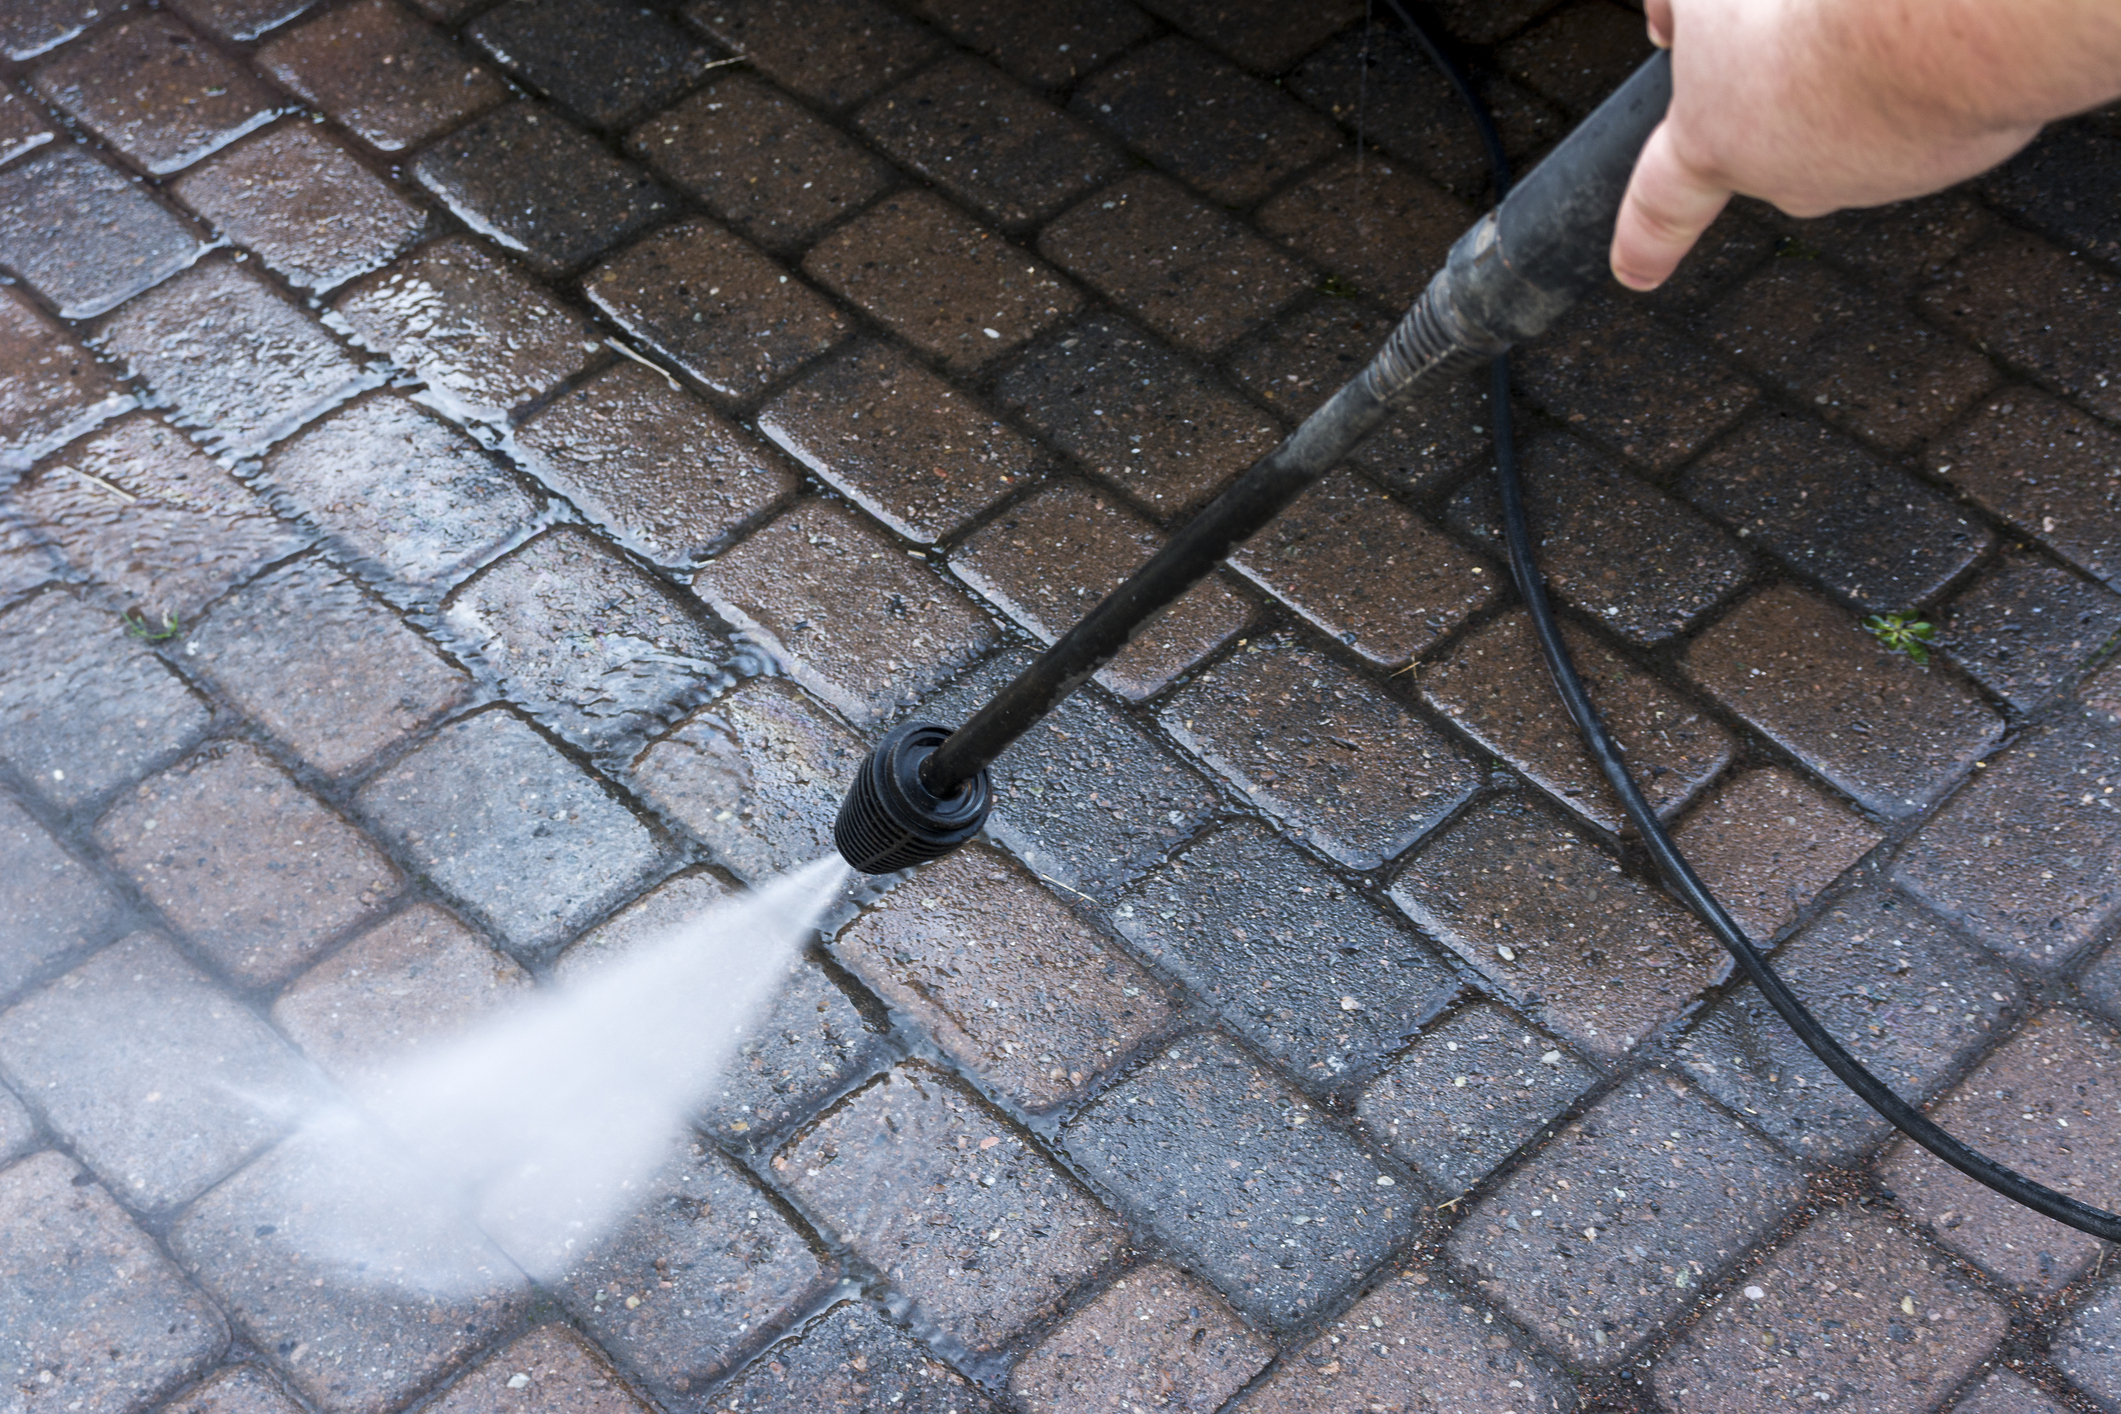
[259,395,540,604]
[1162,633,1481,870]
[856,55,1121,228]
[356,710,665,959]
[1392,793,1726,1064]
[469,0,711,130]
[1928,388,2121,591]
[185,555,473,778]
[1072,37,1342,209]
[1357,1001,1601,1194]
[1008,1261,1273,1414]
[425,1324,652,1414]
[0,1152,227,1414]
[1,0,104,61]
[1918,230,2121,425]
[694,498,999,726]
[0,517,60,612]
[1134,0,1362,71]
[1879,1010,2121,1293]
[1650,1207,2006,1414]
[0,83,56,165]
[417,103,675,277]
[1980,119,2121,269]
[0,933,322,1213]
[834,843,1173,1111]
[1893,708,2121,970]
[2088,655,2121,725]
[170,123,425,294]
[1679,412,1993,613]
[258,0,508,153]
[683,0,940,111]
[33,12,279,176]
[1678,883,2019,1166]
[1953,1368,2075,1414]
[705,1299,1001,1413]
[781,1064,1128,1352]
[1454,1075,1807,1371]
[1255,157,1472,312]
[1040,174,1312,356]
[907,0,1154,88]
[0,286,131,473]
[1065,1030,1416,1332]
[97,260,370,458]
[2055,1278,2121,1411]
[1683,582,2004,819]
[515,364,796,569]
[0,147,202,319]
[627,676,864,882]
[758,342,1035,543]
[0,1084,33,1164]
[1941,552,2121,712]
[588,216,847,401]
[1670,767,1882,944]
[14,414,311,621]
[803,190,1082,373]
[1641,205,1781,316]
[164,0,316,41]
[630,76,896,252]
[1449,432,1751,646]
[1775,191,1998,298]
[161,1362,310,1414]
[0,792,125,1002]
[1421,609,1736,835]
[1112,820,1459,1086]
[0,589,212,813]
[333,237,601,425]
[1498,0,1656,117]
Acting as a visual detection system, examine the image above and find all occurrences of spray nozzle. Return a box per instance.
[833,721,993,874]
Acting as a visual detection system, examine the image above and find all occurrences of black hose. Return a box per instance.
[1383,0,2121,1243]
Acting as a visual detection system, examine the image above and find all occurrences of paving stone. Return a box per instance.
[1451,1076,1806,1370]
[1236,1267,1577,1414]
[443,525,723,754]
[1131,0,1360,71]
[0,1083,34,1164]
[1,0,104,60]
[1928,387,2121,591]
[758,342,1035,543]
[1113,820,1460,1088]
[272,903,528,1081]
[162,1364,310,1414]
[33,13,279,176]
[1950,1369,2074,1414]
[470,0,711,130]
[693,498,999,726]
[170,123,425,294]
[0,517,60,613]
[1942,552,2121,711]
[2056,1278,2121,1411]
[0,933,323,1211]
[1040,171,1312,355]
[781,1065,1127,1352]
[1064,1031,1415,1332]
[683,0,940,110]
[185,555,473,778]
[856,56,1122,228]
[1650,1207,2006,1414]
[0,589,212,812]
[1918,231,2121,425]
[907,645,1220,899]
[1671,767,1881,943]
[1072,37,1342,208]
[835,843,1172,1111]
[258,0,509,153]
[1424,0,1565,44]
[0,83,56,166]
[1357,1001,1600,1194]
[1392,793,1726,1064]
[1449,432,1750,646]
[334,238,600,425]
[2087,655,2121,725]
[1683,582,2003,819]
[425,1324,650,1414]
[13,414,311,622]
[0,147,201,319]
[0,286,131,473]
[2081,937,2121,1031]
[907,0,1154,88]
[1162,633,1480,870]
[1641,205,1780,316]
[705,1299,1001,1413]
[1980,119,2121,269]
[0,1152,227,1414]
[259,395,541,604]
[803,190,1082,373]
[1009,1261,1273,1414]
[1775,190,1998,297]
[1421,609,1736,834]
[588,217,847,401]
[356,710,665,959]
[165,0,316,41]
[1894,708,2121,969]
[167,1129,531,1414]
[1498,0,1656,116]
[96,260,369,458]
[627,677,864,882]
[1255,157,1472,312]
[0,791,125,1003]
[417,103,675,276]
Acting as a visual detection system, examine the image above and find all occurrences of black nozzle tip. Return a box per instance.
[834,722,993,874]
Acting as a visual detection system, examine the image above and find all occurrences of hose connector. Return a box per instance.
[833,722,993,874]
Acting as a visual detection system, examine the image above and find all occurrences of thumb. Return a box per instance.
[1609,119,1731,291]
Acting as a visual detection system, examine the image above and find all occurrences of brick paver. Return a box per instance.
[1668,766,1882,943]
[1920,230,2121,425]
[258,0,507,153]
[0,791,125,1001]
[1941,549,2121,711]
[0,147,202,318]
[469,0,711,131]
[162,1364,311,1414]
[0,285,132,471]
[425,1325,652,1414]
[1009,1262,1273,1413]
[706,1299,1001,1412]
[34,12,278,175]
[1929,387,2121,590]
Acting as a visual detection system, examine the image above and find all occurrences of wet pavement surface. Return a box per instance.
[1,1,2118,1411]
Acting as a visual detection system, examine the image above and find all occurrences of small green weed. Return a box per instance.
[1317,272,1362,300]
[1864,611,1936,665]
[123,609,183,642]
[1774,234,1822,260]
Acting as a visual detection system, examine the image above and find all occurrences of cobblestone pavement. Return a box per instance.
[2,0,2119,1409]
